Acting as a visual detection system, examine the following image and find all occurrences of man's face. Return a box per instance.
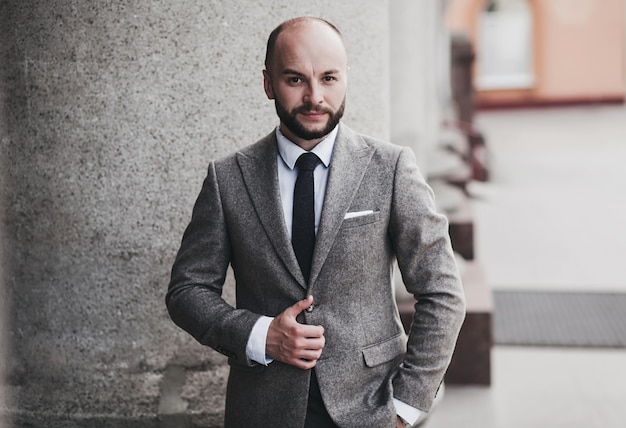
[263,21,348,149]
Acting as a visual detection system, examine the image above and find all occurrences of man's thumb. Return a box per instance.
[286,295,313,317]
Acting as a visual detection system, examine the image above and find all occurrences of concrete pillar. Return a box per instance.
[389,0,451,170]
[0,1,389,426]
[0,201,6,428]
[389,0,454,300]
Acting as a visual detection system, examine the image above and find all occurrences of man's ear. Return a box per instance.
[263,69,275,100]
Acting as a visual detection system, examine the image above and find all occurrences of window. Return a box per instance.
[477,0,535,90]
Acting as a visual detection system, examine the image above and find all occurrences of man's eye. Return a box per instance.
[288,77,302,84]
[323,76,337,82]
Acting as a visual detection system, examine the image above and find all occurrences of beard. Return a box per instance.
[274,98,345,141]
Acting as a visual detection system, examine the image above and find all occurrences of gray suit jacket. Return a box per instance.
[167,123,465,428]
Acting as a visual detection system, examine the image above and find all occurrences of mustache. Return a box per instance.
[294,104,332,114]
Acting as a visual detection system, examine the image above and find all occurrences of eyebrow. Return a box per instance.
[280,68,341,76]
[281,69,305,77]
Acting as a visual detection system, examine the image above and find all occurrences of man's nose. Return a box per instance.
[303,81,323,104]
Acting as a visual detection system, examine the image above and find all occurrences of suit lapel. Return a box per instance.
[309,124,375,286]
[236,133,307,288]
[236,125,375,290]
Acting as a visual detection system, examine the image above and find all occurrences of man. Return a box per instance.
[166,17,465,428]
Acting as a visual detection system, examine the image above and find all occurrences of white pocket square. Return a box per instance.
[344,210,374,219]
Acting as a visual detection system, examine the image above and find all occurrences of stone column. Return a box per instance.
[389,0,451,171]
[0,190,6,428]
[389,0,456,299]
[0,1,389,426]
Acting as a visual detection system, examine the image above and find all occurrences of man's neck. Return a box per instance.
[278,124,327,151]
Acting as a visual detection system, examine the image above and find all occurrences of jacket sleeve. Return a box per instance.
[165,161,261,365]
[389,147,466,412]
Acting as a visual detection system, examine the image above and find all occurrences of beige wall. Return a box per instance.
[446,0,626,106]
[537,0,624,98]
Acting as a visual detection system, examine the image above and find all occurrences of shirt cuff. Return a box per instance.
[393,398,424,427]
[245,316,274,365]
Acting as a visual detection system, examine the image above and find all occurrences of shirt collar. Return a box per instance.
[276,125,338,170]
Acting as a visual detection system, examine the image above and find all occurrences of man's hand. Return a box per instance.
[396,416,409,427]
[266,295,325,370]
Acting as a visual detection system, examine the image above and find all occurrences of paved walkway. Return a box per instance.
[472,103,626,292]
[423,103,626,428]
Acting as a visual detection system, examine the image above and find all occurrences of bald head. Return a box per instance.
[264,17,346,71]
[261,17,348,149]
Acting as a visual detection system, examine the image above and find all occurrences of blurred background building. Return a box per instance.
[447,0,625,108]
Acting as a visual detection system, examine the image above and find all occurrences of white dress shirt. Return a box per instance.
[244,125,423,426]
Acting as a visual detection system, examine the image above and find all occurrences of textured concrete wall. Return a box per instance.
[0,1,389,426]
[1,2,8,420]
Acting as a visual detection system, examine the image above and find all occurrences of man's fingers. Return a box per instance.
[288,357,318,370]
[283,296,324,336]
[297,323,325,339]
[294,347,324,361]
[266,296,326,368]
[284,295,314,318]
[291,335,325,351]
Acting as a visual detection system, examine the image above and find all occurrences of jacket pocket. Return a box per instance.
[361,333,406,367]
[340,210,381,229]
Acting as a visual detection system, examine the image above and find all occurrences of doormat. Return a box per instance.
[494,291,626,348]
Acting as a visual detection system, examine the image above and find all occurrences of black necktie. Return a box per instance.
[292,152,320,283]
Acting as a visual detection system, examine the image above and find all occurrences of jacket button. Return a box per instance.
[306,304,314,313]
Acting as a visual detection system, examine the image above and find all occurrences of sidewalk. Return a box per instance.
[471,103,626,292]
[423,104,626,428]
